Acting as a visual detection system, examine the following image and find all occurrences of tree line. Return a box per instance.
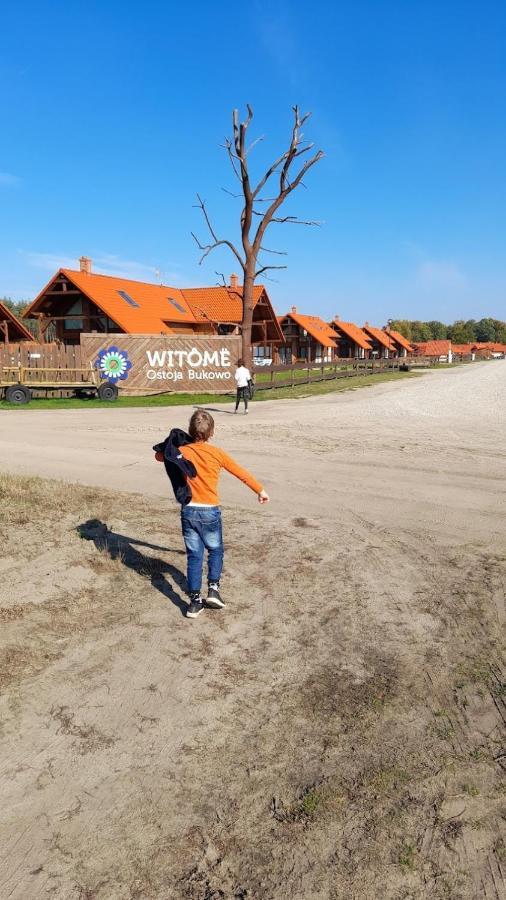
[389,318,506,344]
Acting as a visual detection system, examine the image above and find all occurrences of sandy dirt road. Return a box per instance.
[0,362,505,899]
[0,362,505,539]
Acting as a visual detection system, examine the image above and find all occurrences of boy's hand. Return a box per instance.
[258,490,269,504]
[155,451,164,462]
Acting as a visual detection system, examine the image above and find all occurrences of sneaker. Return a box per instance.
[187,592,204,618]
[244,409,249,415]
[206,584,225,609]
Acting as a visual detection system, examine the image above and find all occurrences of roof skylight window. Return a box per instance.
[167,297,186,314]
[117,290,140,308]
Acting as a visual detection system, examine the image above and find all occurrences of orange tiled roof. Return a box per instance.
[471,342,506,351]
[451,343,474,353]
[282,312,338,348]
[0,300,35,341]
[24,270,271,333]
[363,324,395,351]
[387,329,413,352]
[330,319,372,351]
[412,340,451,356]
[181,285,265,323]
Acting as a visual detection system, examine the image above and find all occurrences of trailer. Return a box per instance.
[0,364,118,404]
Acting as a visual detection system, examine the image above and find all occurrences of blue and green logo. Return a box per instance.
[96,346,132,382]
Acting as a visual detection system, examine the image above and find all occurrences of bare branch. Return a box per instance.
[259,246,288,255]
[214,272,227,286]
[255,264,288,278]
[252,211,322,226]
[246,135,264,155]
[223,139,242,183]
[191,231,245,268]
[221,187,242,198]
[191,194,245,269]
[252,151,290,199]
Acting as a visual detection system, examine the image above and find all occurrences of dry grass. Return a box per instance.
[1,471,505,900]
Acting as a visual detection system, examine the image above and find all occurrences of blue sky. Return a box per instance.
[1,0,505,323]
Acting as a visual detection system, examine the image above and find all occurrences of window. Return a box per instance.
[117,290,140,308]
[64,299,83,331]
[167,297,186,314]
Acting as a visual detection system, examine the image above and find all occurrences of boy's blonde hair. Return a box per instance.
[189,409,214,442]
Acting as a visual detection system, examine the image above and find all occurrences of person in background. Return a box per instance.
[234,358,251,414]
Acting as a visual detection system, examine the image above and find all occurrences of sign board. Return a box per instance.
[80,334,242,394]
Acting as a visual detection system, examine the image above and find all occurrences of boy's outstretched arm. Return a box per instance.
[219,450,269,504]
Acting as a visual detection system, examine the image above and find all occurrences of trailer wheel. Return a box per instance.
[98,382,118,401]
[5,384,32,405]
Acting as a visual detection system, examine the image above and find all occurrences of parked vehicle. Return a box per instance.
[0,364,118,404]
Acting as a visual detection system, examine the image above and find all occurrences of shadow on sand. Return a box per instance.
[192,405,236,415]
[77,519,188,617]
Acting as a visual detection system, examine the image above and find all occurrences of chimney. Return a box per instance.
[291,305,297,313]
[334,314,340,321]
[79,256,92,274]
[229,273,239,290]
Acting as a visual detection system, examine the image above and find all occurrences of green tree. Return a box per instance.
[475,318,496,342]
[426,320,448,340]
[1,297,29,318]
[410,321,432,342]
[389,319,412,340]
[492,319,506,343]
[448,320,471,343]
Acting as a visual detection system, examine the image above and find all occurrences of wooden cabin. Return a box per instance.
[329,318,372,359]
[22,259,284,358]
[385,329,413,357]
[277,308,338,363]
[0,300,34,343]
[362,323,396,358]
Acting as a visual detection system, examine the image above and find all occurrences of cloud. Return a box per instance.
[255,3,301,86]
[0,172,21,187]
[416,260,468,289]
[20,250,183,285]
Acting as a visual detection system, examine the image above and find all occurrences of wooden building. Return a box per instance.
[22,258,283,357]
[329,318,372,359]
[362,323,396,358]
[277,308,338,363]
[0,300,34,343]
[385,329,413,357]
[411,340,453,363]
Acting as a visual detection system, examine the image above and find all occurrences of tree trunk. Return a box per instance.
[241,266,255,368]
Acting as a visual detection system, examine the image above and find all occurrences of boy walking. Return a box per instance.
[155,409,269,619]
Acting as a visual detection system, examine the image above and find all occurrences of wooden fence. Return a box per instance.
[0,342,436,398]
[254,356,434,392]
[0,342,86,372]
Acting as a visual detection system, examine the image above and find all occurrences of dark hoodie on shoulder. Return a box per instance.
[153,428,196,505]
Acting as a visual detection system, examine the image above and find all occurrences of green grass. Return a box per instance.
[0,370,418,410]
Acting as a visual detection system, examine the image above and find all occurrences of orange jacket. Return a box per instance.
[179,441,263,505]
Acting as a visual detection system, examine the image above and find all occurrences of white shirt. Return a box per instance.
[235,366,251,388]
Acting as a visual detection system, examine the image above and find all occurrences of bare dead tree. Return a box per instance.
[192,105,323,365]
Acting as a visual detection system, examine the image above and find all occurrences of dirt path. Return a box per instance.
[0,362,505,899]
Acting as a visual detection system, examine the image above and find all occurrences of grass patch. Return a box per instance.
[284,788,324,822]
[0,371,418,410]
[398,842,416,870]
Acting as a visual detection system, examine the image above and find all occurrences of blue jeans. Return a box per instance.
[181,505,224,594]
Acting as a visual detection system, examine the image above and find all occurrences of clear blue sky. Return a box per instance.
[1,0,505,324]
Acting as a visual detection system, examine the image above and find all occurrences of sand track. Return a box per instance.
[0,362,505,899]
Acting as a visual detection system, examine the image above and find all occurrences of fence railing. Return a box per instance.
[0,342,86,373]
[254,356,433,391]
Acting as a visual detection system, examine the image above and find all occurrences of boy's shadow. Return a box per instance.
[77,519,188,617]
